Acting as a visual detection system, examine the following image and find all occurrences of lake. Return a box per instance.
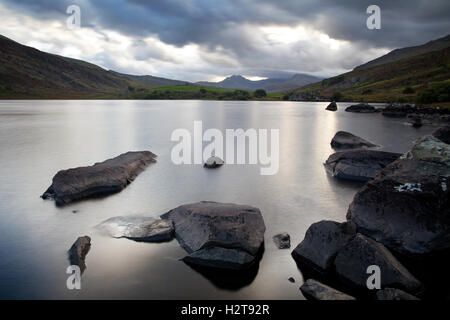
[0,100,437,299]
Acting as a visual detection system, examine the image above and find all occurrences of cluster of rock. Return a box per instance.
[381,103,450,125]
[294,127,450,300]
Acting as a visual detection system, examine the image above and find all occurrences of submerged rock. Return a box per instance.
[331,131,379,149]
[68,236,91,273]
[292,220,356,273]
[273,233,291,249]
[161,201,265,270]
[334,234,422,293]
[204,156,224,168]
[324,150,400,181]
[326,101,337,111]
[96,216,174,242]
[300,279,356,300]
[376,288,420,300]
[345,103,376,113]
[42,151,157,205]
[347,135,450,256]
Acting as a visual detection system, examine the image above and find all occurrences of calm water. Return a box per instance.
[0,100,436,299]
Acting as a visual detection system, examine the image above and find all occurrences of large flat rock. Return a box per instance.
[324,150,400,181]
[161,201,266,269]
[42,151,156,205]
[331,131,378,149]
[345,103,376,113]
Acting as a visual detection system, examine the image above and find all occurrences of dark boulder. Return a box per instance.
[204,156,224,168]
[376,288,420,300]
[68,236,91,273]
[347,135,450,256]
[382,104,415,118]
[432,126,450,144]
[161,201,265,270]
[292,220,356,273]
[331,131,378,149]
[300,279,356,300]
[345,103,376,113]
[326,101,338,111]
[96,216,174,242]
[334,234,422,293]
[273,233,291,249]
[42,151,157,205]
[324,150,400,182]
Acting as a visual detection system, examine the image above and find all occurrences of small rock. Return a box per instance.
[292,220,356,273]
[334,234,422,294]
[331,131,378,149]
[300,279,356,300]
[376,288,420,300]
[273,233,291,249]
[204,156,224,168]
[68,236,91,273]
[326,101,337,111]
[288,277,295,283]
[432,126,450,144]
[345,103,376,113]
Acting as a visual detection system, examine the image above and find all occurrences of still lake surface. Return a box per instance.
[0,100,437,299]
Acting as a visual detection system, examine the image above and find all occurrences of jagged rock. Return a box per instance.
[273,233,291,249]
[68,236,91,273]
[300,279,356,300]
[432,126,450,144]
[347,135,450,256]
[292,220,356,273]
[324,150,400,181]
[42,151,157,205]
[161,201,265,270]
[376,288,420,300]
[345,103,376,113]
[96,216,174,242]
[204,156,224,168]
[326,101,337,111]
[334,234,422,293]
[331,131,378,149]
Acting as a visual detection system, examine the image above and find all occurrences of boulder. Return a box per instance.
[345,103,376,113]
[292,220,356,273]
[300,279,356,300]
[331,131,378,149]
[326,101,338,111]
[376,288,420,300]
[347,135,450,256]
[204,156,224,168]
[432,126,450,144]
[409,116,423,128]
[161,201,266,270]
[42,151,157,205]
[96,216,174,242]
[68,236,91,273]
[382,104,415,118]
[334,234,422,293]
[273,233,291,249]
[324,150,400,182]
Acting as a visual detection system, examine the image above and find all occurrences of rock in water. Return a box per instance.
[300,279,356,300]
[96,216,174,242]
[204,156,224,168]
[330,131,378,149]
[324,150,400,182]
[161,201,266,270]
[326,101,337,111]
[42,151,156,205]
[432,126,450,144]
[347,135,450,256]
[334,234,422,294]
[345,103,376,113]
[292,220,356,273]
[273,233,291,249]
[68,236,91,273]
[376,288,420,300]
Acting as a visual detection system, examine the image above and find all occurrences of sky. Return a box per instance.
[1,0,449,82]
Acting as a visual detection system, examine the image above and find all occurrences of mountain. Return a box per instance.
[0,35,186,98]
[197,74,322,93]
[110,71,191,87]
[292,34,450,104]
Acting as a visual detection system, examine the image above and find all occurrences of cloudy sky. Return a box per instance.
[1,0,449,82]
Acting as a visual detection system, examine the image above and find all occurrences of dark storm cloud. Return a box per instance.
[3,0,450,79]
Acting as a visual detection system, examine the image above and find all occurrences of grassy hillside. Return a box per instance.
[292,35,450,105]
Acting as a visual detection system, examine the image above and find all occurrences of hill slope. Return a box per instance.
[292,34,450,104]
